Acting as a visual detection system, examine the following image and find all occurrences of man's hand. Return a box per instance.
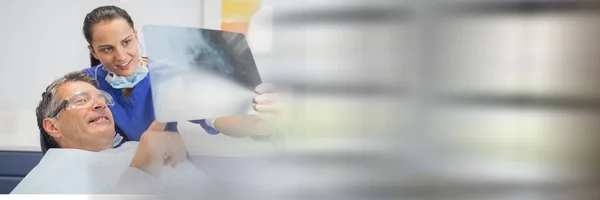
[143,121,187,167]
[129,131,187,177]
[145,121,167,132]
[163,132,186,167]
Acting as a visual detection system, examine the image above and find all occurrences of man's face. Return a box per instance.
[43,81,116,151]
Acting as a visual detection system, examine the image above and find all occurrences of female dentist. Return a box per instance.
[81,6,281,156]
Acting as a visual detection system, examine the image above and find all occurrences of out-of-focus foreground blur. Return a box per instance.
[258,0,600,199]
[1,0,600,199]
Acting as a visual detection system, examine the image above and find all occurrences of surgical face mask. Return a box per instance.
[105,61,149,89]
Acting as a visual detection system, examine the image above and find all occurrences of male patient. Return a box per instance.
[11,71,213,194]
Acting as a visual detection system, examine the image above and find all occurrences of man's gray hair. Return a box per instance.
[36,71,99,150]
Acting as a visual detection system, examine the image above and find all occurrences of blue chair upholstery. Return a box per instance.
[0,151,43,194]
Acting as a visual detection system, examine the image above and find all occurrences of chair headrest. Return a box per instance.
[40,132,49,154]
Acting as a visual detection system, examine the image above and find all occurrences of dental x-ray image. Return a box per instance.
[142,25,262,122]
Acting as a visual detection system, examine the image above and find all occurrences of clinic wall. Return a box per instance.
[0,0,205,151]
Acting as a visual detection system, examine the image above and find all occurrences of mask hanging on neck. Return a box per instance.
[105,58,149,89]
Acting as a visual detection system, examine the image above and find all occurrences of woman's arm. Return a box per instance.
[214,84,282,137]
[213,115,271,137]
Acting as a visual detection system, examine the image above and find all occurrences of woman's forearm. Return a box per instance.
[214,116,267,137]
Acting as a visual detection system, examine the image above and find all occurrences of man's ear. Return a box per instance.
[88,45,98,59]
[43,118,62,139]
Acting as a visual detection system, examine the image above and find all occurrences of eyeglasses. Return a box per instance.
[48,90,115,118]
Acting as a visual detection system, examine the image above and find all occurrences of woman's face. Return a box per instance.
[88,18,140,77]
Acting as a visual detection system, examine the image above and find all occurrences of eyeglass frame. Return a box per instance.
[47,90,115,118]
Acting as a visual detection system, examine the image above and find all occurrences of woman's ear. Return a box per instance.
[43,118,62,139]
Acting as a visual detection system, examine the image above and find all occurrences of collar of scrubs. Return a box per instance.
[91,64,156,142]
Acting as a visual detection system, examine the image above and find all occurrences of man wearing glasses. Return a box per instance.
[11,71,213,194]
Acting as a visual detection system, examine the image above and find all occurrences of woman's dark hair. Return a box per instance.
[90,54,101,67]
[83,5,135,67]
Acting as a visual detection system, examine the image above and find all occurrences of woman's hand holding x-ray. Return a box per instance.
[253,83,281,117]
[214,83,283,137]
[249,83,283,133]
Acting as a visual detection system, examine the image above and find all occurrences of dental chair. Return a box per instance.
[40,132,53,155]
[40,138,48,154]
[0,137,44,193]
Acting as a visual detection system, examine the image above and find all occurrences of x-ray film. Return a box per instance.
[142,25,262,123]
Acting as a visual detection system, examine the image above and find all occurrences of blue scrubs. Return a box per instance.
[82,63,219,144]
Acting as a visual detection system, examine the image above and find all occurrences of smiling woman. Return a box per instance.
[80,6,219,145]
[78,5,282,152]
[86,6,140,73]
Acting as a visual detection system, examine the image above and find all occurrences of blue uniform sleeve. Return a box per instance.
[189,119,220,135]
[82,68,100,86]
[82,67,95,76]
[164,120,220,135]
